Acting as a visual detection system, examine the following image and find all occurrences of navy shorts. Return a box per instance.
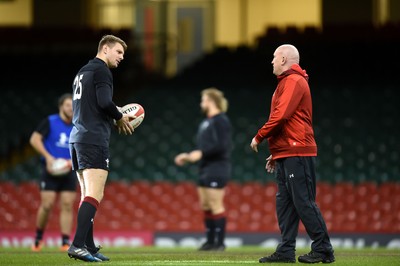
[198,176,229,189]
[70,143,110,171]
[40,169,77,192]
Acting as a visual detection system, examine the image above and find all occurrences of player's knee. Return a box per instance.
[85,189,104,203]
[60,201,74,212]
[98,191,105,202]
[210,205,225,214]
[200,201,209,210]
[92,192,104,203]
[207,200,224,214]
[41,202,54,212]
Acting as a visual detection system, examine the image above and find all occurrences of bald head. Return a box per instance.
[278,44,300,64]
[271,44,300,76]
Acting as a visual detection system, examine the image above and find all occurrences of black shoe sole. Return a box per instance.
[260,257,296,263]
[93,255,110,261]
[298,257,335,263]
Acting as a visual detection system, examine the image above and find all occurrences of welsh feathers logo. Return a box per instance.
[56,132,69,148]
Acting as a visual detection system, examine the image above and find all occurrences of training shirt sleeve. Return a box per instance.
[34,118,50,137]
[255,77,304,143]
[94,67,123,121]
[96,86,123,120]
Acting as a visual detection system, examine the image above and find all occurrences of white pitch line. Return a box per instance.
[115,260,255,265]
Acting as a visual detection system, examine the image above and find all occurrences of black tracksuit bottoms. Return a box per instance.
[274,156,334,258]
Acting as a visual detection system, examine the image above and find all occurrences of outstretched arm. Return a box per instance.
[174,150,203,166]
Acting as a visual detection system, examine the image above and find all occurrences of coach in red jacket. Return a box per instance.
[250,44,335,264]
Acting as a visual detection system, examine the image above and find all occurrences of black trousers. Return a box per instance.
[274,156,333,257]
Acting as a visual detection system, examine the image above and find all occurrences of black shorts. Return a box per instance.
[40,169,77,192]
[70,143,110,171]
[198,176,229,189]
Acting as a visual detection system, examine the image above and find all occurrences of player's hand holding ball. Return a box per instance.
[48,158,72,176]
[116,103,145,135]
[116,115,134,135]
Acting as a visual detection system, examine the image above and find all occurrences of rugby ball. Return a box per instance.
[49,158,71,176]
[120,103,145,129]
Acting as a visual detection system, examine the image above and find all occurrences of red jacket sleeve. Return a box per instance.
[254,77,304,143]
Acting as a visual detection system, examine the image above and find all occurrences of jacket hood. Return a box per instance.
[277,64,309,82]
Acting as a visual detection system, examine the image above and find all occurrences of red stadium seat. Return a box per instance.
[263,183,278,200]
[226,182,242,195]
[2,181,399,234]
[317,182,332,196]
[261,201,275,215]
[356,182,377,201]
[333,182,354,197]
[319,193,333,211]
[19,181,40,194]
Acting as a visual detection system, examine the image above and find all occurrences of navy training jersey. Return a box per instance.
[35,114,72,160]
[69,58,122,147]
[197,113,232,178]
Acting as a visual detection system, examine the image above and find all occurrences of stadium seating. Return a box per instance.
[1,81,399,184]
[1,180,399,233]
[1,25,399,184]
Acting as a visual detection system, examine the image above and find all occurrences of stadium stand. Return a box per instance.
[0,24,399,233]
[1,180,399,233]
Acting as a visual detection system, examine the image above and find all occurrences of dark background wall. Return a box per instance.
[33,0,89,27]
[323,0,374,25]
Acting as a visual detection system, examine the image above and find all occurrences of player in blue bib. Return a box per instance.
[30,93,77,252]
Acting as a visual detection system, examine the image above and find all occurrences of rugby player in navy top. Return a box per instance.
[30,93,76,252]
[175,88,232,251]
[68,35,133,262]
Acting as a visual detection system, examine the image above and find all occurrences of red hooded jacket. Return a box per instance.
[254,64,317,159]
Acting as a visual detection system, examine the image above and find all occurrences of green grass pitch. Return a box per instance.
[0,247,398,265]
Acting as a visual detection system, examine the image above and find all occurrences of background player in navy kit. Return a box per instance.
[30,93,76,252]
[175,88,232,251]
[67,35,134,262]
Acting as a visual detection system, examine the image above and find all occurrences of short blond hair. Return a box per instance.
[97,35,127,52]
[201,87,228,112]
